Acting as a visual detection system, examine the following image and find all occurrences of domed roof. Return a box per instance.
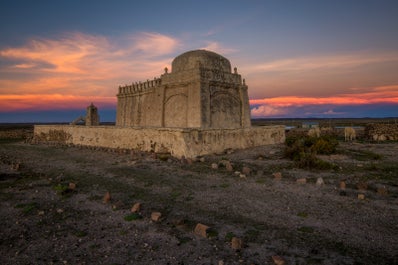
[171,50,231,73]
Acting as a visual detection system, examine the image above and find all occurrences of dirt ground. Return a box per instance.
[1,132,398,264]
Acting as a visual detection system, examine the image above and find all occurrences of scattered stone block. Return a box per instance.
[218,260,224,265]
[199,157,206,162]
[231,237,243,250]
[239,174,246,178]
[273,172,282,179]
[316,177,324,186]
[211,163,218,169]
[234,171,241,176]
[296,178,307,184]
[272,255,285,265]
[242,166,251,176]
[339,180,346,190]
[56,208,64,213]
[103,192,111,203]
[131,202,141,213]
[194,223,209,238]
[68,182,76,190]
[377,186,388,196]
[151,212,162,222]
[11,162,20,171]
[358,194,365,200]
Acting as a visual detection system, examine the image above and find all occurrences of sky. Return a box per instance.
[0,0,397,122]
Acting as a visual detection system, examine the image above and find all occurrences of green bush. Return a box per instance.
[284,135,338,169]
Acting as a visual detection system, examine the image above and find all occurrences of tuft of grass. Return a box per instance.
[219,183,230,188]
[297,212,308,218]
[53,183,68,193]
[74,230,88,237]
[170,190,182,200]
[176,235,192,245]
[206,227,218,239]
[297,226,314,233]
[225,232,236,242]
[15,202,39,214]
[244,229,260,242]
[124,213,142,221]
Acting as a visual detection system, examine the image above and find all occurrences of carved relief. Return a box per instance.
[210,89,241,128]
[164,93,188,128]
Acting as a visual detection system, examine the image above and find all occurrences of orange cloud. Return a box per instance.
[250,84,398,107]
[0,31,179,100]
[0,94,116,112]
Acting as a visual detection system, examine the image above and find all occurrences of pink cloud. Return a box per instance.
[250,84,398,107]
[0,31,180,105]
[251,105,288,118]
[0,94,115,112]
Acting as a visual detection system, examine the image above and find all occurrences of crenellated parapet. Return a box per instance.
[118,77,162,95]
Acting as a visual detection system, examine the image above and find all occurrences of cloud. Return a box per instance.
[250,84,398,117]
[200,41,237,55]
[250,84,398,107]
[0,94,115,112]
[127,32,180,57]
[245,51,398,74]
[0,31,180,110]
[251,105,288,118]
[321,109,345,115]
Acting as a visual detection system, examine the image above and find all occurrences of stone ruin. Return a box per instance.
[364,123,398,141]
[34,50,285,158]
[70,103,100,126]
[116,50,251,129]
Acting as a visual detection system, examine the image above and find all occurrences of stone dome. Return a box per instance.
[171,50,231,73]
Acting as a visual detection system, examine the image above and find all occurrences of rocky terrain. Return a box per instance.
[0,126,397,264]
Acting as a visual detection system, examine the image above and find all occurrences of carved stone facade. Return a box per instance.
[116,50,251,129]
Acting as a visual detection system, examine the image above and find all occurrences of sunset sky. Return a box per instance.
[1,0,397,122]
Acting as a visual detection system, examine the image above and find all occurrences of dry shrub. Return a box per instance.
[285,135,338,169]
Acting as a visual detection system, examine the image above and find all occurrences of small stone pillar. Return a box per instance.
[86,103,100,126]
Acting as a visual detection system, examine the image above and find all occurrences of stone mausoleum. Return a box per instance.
[34,50,285,158]
[116,50,251,129]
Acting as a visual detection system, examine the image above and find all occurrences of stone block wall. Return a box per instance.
[364,123,398,141]
[33,125,285,158]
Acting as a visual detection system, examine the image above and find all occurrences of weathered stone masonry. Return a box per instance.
[116,50,251,129]
[364,123,398,141]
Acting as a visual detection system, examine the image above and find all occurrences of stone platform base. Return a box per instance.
[33,125,285,158]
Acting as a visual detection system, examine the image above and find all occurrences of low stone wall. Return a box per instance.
[364,123,398,141]
[33,125,285,158]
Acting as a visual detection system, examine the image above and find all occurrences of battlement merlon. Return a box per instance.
[117,77,162,95]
